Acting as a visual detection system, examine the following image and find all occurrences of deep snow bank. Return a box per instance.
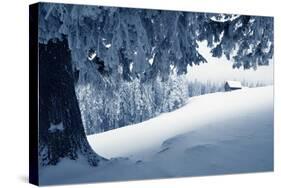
[88,86,273,161]
[40,86,273,185]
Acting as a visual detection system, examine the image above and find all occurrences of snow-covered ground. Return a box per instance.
[40,86,273,185]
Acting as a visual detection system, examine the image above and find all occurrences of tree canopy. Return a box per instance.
[39,3,274,82]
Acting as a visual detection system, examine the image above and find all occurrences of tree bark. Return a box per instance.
[38,38,102,166]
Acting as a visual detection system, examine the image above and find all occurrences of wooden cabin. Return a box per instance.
[224,80,242,91]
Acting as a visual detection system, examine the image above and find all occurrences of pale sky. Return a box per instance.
[187,41,274,85]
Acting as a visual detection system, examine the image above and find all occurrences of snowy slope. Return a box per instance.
[88,86,273,161]
[40,86,273,185]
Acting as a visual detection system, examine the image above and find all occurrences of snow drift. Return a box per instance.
[40,86,273,185]
[88,86,273,161]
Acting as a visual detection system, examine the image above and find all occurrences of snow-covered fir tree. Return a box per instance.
[37,3,273,167]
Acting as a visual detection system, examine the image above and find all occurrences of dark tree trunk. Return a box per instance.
[38,38,102,166]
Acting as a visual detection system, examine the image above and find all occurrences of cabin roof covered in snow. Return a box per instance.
[225,80,242,88]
